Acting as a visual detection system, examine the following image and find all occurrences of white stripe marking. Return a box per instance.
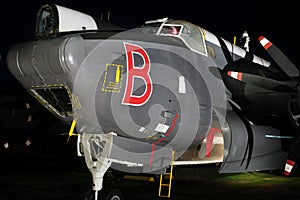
[285,163,293,173]
[178,76,186,94]
[259,37,269,47]
[230,71,238,79]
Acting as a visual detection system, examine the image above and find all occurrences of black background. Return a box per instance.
[1,0,299,72]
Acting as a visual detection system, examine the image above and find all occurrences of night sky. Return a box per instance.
[0,0,299,93]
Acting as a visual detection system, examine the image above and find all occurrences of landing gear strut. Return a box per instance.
[80,133,124,200]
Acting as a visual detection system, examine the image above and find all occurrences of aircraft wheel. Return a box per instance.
[84,188,123,200]
[99,188,123,200]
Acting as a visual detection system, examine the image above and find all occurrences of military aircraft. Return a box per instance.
[5,3,300,199]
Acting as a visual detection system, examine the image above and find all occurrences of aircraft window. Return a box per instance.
[142,19,207,55]
[160,21,207,55]
[142,22,162,34]
[160,25,182,35]
[35,4,58,39]
[30,86,72,118]
[180,24,206,54]
[207,45,216,58]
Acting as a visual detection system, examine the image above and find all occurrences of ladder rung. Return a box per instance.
[161,184,170,186]
[165,175,173,179]
[159,195,170,198]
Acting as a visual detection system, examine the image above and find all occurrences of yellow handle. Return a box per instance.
[67,120,78,142]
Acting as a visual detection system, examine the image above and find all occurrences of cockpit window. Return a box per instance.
[142,22,162,34]
[142,19,207,55]
[159,24,182,35]
[180,23,206,54]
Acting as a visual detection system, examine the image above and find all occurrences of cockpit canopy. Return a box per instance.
[142,18,207,55]
[35,4,98,39]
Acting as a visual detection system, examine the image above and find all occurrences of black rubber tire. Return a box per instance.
[99,188,123,200]
[84,188,123,200]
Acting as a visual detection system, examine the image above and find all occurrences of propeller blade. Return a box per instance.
[227,70,296,93]
[258,36,299,78]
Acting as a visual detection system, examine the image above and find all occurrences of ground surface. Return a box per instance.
[0,153,300,200]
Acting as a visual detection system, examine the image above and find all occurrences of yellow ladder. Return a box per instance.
[158,152,174,198]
